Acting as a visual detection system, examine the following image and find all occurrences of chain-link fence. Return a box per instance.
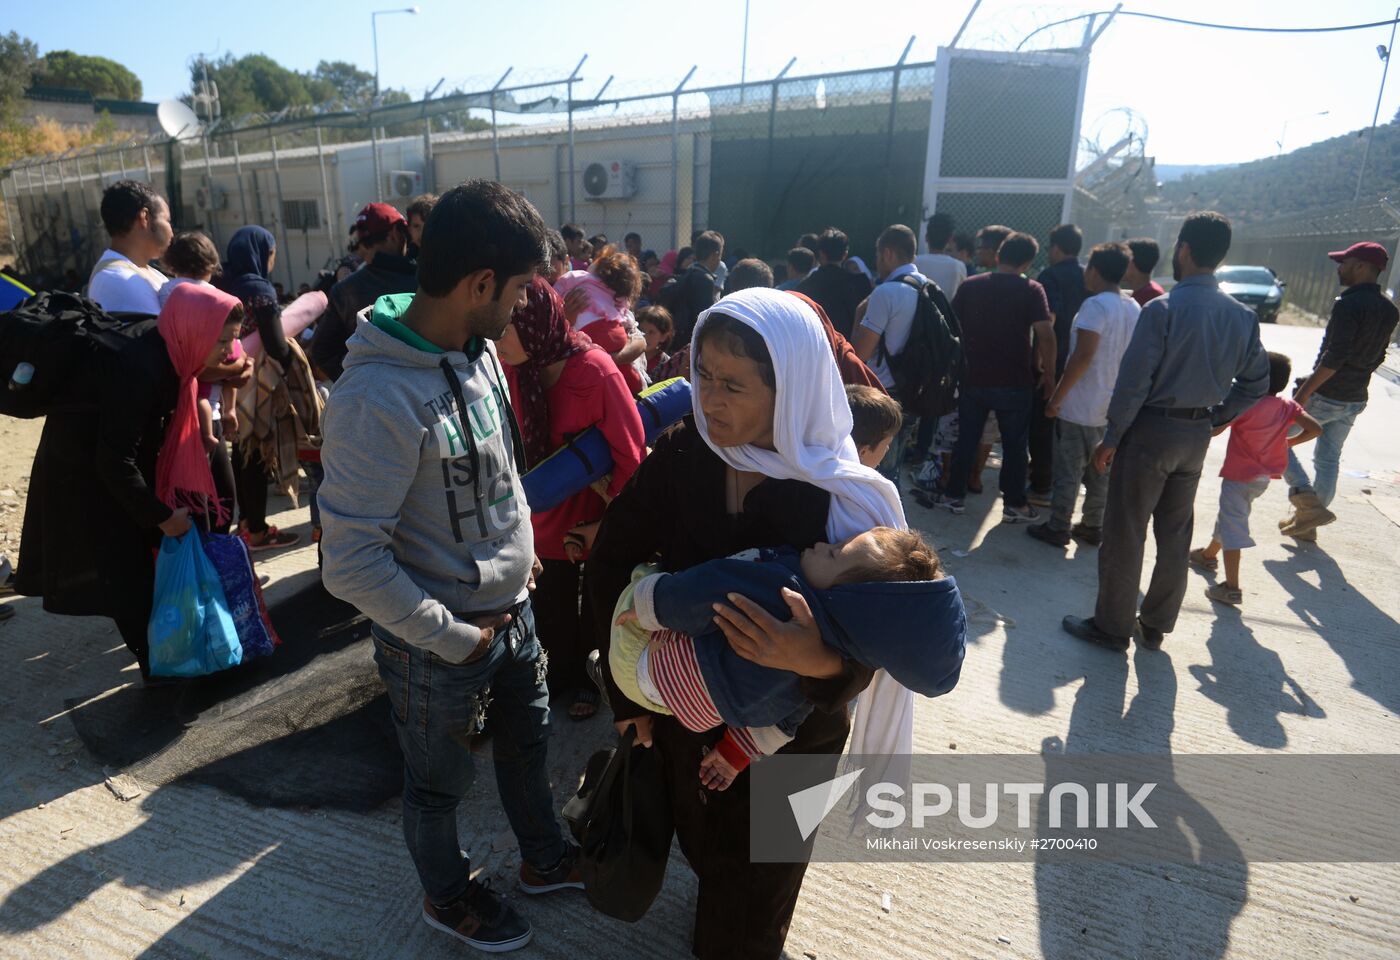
[1231,200,1400,320]
[3,40,1134,292]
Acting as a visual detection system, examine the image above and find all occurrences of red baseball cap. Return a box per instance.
[1327,241,1389,269]
[351,202,406,238]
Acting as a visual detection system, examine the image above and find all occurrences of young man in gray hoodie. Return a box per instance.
[319,180,579,954]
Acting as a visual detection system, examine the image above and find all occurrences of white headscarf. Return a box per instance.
[691,288,904,542]
[690,287,913,760]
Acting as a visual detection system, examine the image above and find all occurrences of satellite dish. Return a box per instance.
[157,99,202,141]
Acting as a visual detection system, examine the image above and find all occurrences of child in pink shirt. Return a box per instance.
[1191,352,1321,605]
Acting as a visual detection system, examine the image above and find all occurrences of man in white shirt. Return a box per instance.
[87,180,173,315]
[851,223,925,491]
[1031,242,1141,548]
[914,211,966,299]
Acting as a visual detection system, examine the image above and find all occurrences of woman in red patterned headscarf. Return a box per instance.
[498,273,646,719]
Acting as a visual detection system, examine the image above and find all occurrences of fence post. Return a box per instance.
[201,132,220,249]
[78,153,98,265]
[763,59,797,251]
[1,176,19,272]
[232,137,249,224]
[53,156,79,272]
[142,141,154,184]
[671,65,697,250]
[315,124,336,268]
[370,110,383,202]
[118,144,129,179]
[566,54,588,224]
[884,36,916,220]
[270,134,294,289]
[491,67,513,183]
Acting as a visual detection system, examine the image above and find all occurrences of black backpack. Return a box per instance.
[876,275,964,419]
[0,290,157,419]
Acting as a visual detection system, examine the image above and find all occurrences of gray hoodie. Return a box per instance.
[318,294,532,663]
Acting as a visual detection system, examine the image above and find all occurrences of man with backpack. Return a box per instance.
[87,180,173,316]
[851,224,948,492]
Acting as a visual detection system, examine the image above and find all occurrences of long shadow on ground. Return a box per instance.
[64,583,402,812]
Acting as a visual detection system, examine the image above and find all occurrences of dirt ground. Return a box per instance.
[0,325,1397,959]
[0,416,41,557]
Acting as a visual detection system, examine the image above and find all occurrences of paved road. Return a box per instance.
[0,325,1396,959]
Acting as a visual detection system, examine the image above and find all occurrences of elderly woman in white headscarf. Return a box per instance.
[584,287,913,960]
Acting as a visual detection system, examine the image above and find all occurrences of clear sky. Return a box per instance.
[11,0,1400,166]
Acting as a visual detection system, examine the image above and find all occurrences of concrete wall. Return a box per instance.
[4,113,713,289]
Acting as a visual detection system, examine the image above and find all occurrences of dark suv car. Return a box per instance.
[1217,265,1285,323]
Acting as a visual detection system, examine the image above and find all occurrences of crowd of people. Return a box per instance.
[3,170,1397,957]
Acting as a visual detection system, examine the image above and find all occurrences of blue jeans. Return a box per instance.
[1283,394,1366,508]
[371,599,566,905]
[945,386,1033,505]
[303,461,325,529]
[877,418,916,494]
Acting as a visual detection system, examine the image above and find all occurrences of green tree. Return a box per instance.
[39,50,142,100]
[310,60,375,105]
[0,31,41,113]
[194,53,315,117]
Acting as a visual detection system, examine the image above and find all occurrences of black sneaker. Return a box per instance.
[1061,615,1129,653]
[1071,524,1102,547]
[422,880,532,953]
[1027,523,1070,548]
[519,842,585,895]
[1135,619,1165,651]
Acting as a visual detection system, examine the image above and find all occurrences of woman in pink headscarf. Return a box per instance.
[15,283,245,681]
[497,273,645,719]
[554,245,648,394]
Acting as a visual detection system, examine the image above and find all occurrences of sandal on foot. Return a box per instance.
[1205,583,1242,606]
[244,526,300,552]
[569,688,600,721]
[1189,548,1218,572]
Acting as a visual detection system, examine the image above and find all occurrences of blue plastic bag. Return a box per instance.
[202,532,278,660]
[148,530,243,677]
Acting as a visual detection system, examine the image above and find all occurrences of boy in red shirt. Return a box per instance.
[1190,352,1322,604]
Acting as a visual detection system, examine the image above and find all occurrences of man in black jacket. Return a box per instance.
[797,226,872,337]
[1281,240,1399,538]
[667,229,724,347]
[311,202,418,381]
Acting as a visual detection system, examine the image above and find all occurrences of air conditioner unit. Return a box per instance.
[195,185,227,211]
[581,160,636,201]
[388,169,422,199]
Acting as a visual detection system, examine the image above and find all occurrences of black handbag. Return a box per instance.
[563,727,674,922]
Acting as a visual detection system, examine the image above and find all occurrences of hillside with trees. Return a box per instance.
[38,50,142,100]
[1159,115,1400,223]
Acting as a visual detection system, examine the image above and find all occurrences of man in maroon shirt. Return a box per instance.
[933,232,1056,522]
[1125,238,1166,307]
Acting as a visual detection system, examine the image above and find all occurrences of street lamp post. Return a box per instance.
[373,6,420,103]
[1355,7,1398,202]
[1276,110,1329,156]
[371,6,418,203]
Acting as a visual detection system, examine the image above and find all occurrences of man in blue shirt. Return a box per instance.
[1064,212,1269,652]
[851,224,926,492]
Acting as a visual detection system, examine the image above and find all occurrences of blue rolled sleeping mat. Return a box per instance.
[521,377,692,513]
